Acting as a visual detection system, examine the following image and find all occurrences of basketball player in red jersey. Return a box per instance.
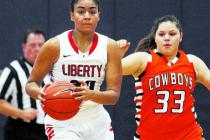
[119,15,210,140]
[25,0,122,140]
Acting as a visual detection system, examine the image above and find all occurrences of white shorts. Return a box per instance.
[45,105,114,140]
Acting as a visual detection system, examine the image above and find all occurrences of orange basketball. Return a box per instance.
[43,82,81,120]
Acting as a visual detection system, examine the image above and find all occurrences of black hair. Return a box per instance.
[135,15,182,52]
[23,29,46,43]
[69,0,100,12]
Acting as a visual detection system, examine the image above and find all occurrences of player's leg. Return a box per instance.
[87,107,114,140]
[88,125,114,140]
[99,127,114,140]
[45,124,83,140]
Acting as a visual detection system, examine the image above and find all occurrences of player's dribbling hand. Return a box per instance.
[39,83,51,106]
[38,91,46,108]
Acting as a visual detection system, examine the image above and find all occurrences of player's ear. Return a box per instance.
[179,32,183,43]
[98,11,100,21]
[70,11,74,22]
[22,43,26,51]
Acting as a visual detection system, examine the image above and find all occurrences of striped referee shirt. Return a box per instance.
[0,57,50,124]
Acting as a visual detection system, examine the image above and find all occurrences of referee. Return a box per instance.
[0,29,50,140]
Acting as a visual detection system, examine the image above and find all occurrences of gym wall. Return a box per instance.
[0,0,210,139]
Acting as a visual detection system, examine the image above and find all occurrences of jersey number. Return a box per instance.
[70,80,96,90]
[154,90,185,114]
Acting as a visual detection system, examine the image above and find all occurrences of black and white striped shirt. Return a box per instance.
[0,57,50,124]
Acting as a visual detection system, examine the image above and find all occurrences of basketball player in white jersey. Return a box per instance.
[25,0,122,140]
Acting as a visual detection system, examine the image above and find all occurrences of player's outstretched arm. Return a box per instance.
[116,39,149,77]
[121,52,148,77]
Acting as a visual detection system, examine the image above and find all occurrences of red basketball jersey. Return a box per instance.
[134,50,203,140]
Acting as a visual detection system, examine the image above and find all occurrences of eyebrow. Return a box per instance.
[76,6,97,9]
[158,30,177,32]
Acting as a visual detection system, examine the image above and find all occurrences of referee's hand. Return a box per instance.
[20,108,37,122]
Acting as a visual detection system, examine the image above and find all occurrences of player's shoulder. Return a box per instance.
[43,37,60,51]
[186,54,207,74]
[186,54,201,63]
[94,32,109,46]
[95,31,108,38]
[57,30,72,38]
[38,37,60,63]
[94,32,119,53]
[106,38,119,54]
[134,51,152,63]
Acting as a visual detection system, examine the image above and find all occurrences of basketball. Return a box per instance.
[42,82,81,120]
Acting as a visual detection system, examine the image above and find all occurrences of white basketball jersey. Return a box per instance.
[51,30,107,109]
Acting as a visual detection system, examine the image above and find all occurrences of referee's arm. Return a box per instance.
[0,67,37,121]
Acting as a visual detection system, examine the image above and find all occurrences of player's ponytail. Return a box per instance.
[135,33,156,52]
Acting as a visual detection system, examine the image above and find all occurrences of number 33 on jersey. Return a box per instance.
[134,50,202,137]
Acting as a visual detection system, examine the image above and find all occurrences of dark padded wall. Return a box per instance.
[182,0,210,139]
[0,0,210,140]
[0,0,48,68]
